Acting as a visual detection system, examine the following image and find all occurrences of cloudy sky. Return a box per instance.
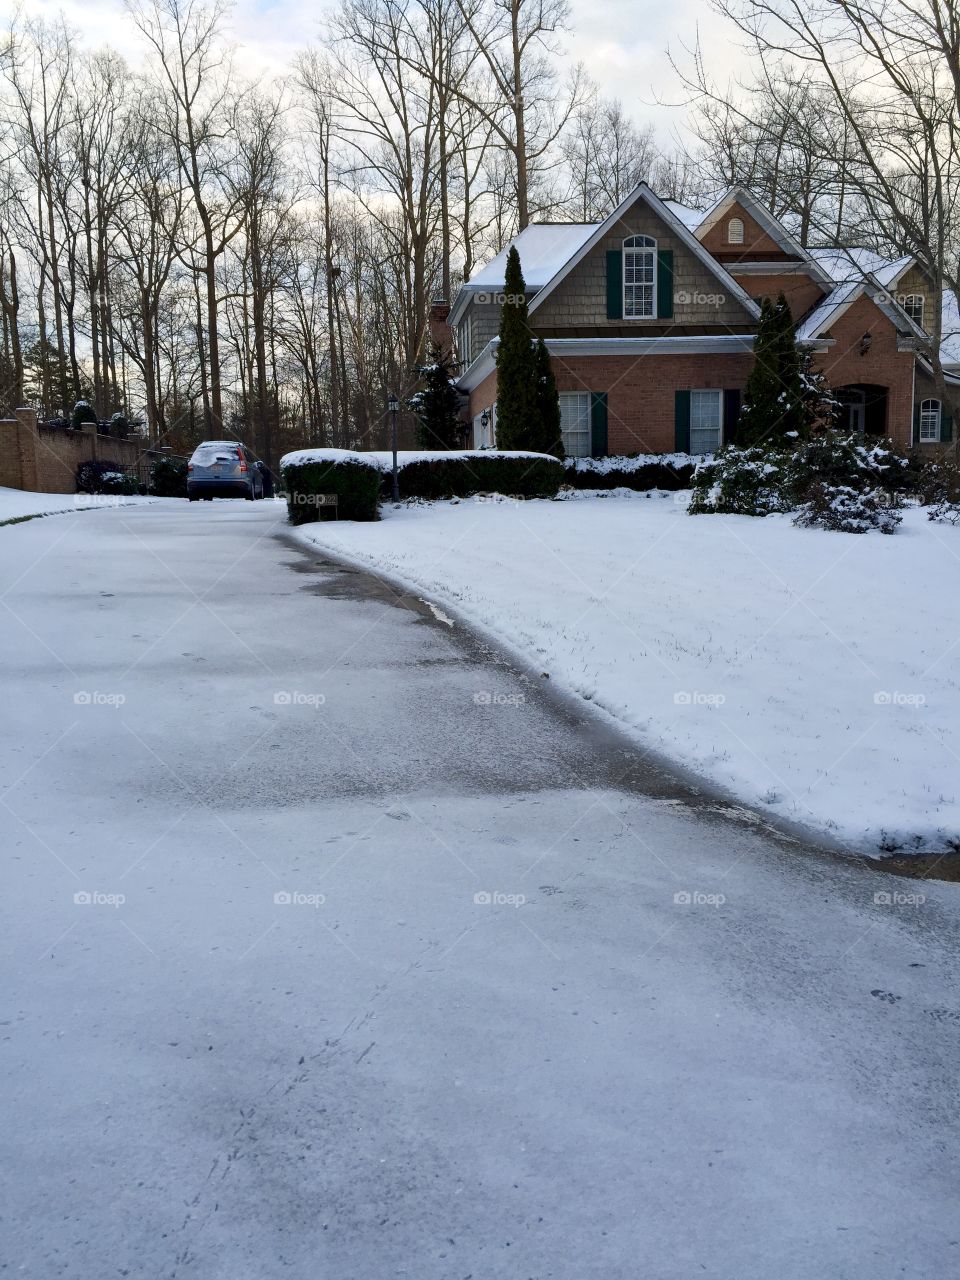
[23,0,747,145]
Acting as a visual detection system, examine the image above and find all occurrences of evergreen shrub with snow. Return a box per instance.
[566,455,696,492]
[409,341,462,449]
[75,459,139,495]
[388,452,562,501]
[794,484,902,534]
[688,446,790,516]
[689,433,909,530]
[282,456,382,523]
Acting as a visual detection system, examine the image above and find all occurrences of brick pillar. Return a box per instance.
[14,407,39,491]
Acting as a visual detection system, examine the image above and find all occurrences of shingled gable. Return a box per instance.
[695,187,821,269]
[525,183,762,322]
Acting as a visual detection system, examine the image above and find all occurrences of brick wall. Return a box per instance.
[811,295,915,448]
[0,408,149,493]
[727,271,826,322]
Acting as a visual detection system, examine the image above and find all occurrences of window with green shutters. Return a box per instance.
[607,243,674,320]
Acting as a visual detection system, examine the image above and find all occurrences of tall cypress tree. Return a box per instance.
[533,338,563,458]
[410,340,461,449]
[494,246,537,449]
[737,293,804,447]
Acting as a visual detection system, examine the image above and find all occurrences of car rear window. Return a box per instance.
[193,445,240,465]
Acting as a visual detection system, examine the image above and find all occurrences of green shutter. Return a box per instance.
[942,408,954,443]
[590,392,608,457]
[913,403,921,444]
[723,389,741,445]
[675,389,691,453]
[606,250,623,320]
[657,250,674,319]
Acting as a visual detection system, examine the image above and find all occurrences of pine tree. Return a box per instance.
[532,338,563,458]
[409,340,462,449]
[494,246,537,449]
[737,293,804,448]
[797,345,839,436]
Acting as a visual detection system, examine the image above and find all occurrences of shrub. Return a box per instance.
[150,455,188,497]
[564,455,695,492]
[928,499,960,526]
[76,459,139,495]
[281,454,382,523]
[389,452,562,501]
[71,399,98,430]
[688,445,790,516]
[782,434,909,505]
[794,484,902,534]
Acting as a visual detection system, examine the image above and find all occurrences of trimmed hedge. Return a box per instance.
[283,457,382,523]
[564,456,695,491]
[150,456,188,497]
[387,453,563,501]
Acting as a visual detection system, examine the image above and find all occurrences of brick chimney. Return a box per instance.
[428,297,453,357]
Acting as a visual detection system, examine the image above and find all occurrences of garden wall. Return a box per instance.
[0,408,148,493]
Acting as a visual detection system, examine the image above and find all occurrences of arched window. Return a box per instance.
[902,294,924,326]
[623,235,656,318]
[919,399,941,442]
[727,217,745,245]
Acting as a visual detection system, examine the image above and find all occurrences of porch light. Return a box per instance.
[859,331,873,356]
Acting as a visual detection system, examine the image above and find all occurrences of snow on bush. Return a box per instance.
[564,453,698,492]
[794,484,902,534]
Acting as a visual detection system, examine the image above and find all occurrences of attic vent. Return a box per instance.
[728,217,745,245]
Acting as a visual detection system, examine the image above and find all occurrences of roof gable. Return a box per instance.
[696,188,811,264]
[527,183,761,321]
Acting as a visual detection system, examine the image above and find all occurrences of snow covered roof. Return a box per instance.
[467,223,597,290]
[796,280,863,341]
[807,247,914,288]
[663,200,704,231]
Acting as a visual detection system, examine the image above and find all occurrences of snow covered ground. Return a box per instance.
[3,501,960,1277]
[0,484,158,522]
[295,491,960,852]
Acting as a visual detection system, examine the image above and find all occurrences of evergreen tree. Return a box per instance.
[532,338,563,458]
[409,340,462,449]
[797,345,839,436]
[494,246,537,449]
[737,292,804,448]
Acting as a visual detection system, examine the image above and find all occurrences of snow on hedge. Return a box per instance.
[566,452,708,473]
[293,491,960,852]
[280,447,559,471]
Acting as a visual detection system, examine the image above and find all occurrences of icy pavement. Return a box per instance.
[1,500,959,1279]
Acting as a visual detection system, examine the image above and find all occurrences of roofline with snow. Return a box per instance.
[526,184,762,323]
[694,187,825,278]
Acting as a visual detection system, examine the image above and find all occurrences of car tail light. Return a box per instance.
[187,463,193,471]
[237,449,247,472]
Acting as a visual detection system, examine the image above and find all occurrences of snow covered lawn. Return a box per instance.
[0,485,158,523]
[295,491,960,851]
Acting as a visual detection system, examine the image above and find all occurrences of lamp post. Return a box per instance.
[388,393,400,502]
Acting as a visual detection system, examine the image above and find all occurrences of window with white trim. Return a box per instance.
[458,321,472,367]
[919,398,941,442]
[559,392,591,457]
[901,294,924,326]
[690,390,723,454]
[623,235,656,318]
[728,217,745,245]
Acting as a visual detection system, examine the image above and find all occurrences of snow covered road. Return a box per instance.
[2,500,959,1279]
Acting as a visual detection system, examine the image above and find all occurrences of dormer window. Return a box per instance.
[623,235,656,318]
[727,217,745,245]
[902,294,924,326]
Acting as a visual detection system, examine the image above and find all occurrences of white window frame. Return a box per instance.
[458,320,472,367]
[558,392,592,458]
[689,389,724,455]
[919,398,941,443]
[728,217,745,245]
[901,294,924,327]
[623,235,656,319]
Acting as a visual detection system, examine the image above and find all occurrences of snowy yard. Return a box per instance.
[295,490,960,851]
[0,485,157,523]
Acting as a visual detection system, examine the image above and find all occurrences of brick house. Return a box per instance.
[446,183,957,457]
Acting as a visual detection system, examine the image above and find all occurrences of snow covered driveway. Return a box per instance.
[2,500,960,1279]
[297,492,960,851]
